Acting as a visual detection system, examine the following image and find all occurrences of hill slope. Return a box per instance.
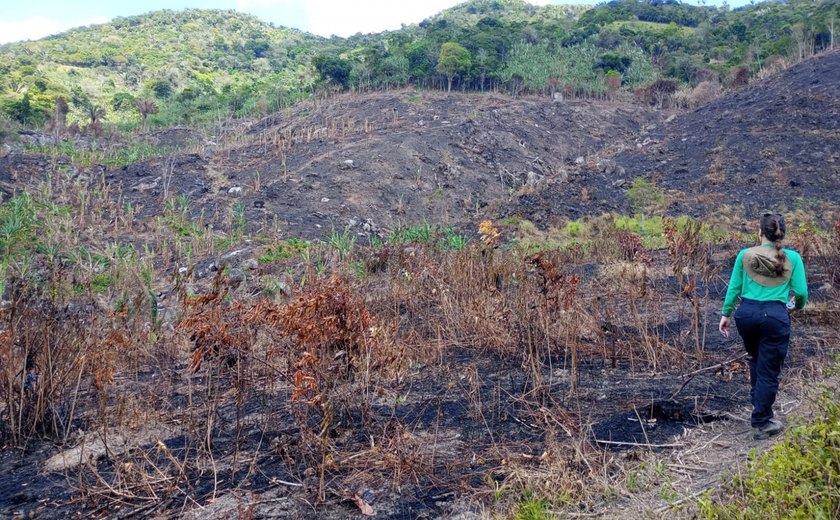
[509,49,840,225]
[2,0,838,130]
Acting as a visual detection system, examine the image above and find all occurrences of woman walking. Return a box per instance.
[719,214,808,440]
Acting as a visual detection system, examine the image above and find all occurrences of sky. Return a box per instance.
[0,0,757,44]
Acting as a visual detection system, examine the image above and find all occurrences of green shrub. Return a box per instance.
[324,228,356,260]
[564,220,586,238]
[697,388,840,519]
[91,273,111,293]
[258,239,310,263]
[627,177,666,216]
[516,494,552,520]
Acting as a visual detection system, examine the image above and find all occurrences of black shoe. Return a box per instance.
[752,418,783,440]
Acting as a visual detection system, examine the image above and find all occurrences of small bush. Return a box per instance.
[565,220,586,238]
[689,81,721,108]
[697,387,840,519]
[258,239,310,263]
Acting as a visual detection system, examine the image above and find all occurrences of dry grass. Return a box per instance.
[1,163,839,518]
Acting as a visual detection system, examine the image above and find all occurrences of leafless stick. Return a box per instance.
[593,439,684,448]
[669,352,749,400]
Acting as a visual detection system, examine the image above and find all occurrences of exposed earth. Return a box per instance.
[2,50,839,241]
[0,51,838,520]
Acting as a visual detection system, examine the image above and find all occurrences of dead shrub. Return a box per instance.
[0,283,117,445]
[674,81,722,110]
[791,220,840,286]
[689,81,721,108]
[693,67,720,85]
[728,66,750,88]
[672,87,692,110]
[640,79,678,108]
[761,55,788,77]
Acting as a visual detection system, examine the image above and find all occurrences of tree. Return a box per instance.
[313,55,352,90]
[84,103,106,126]
[5,93,33,124]
[49,96,69,136]
[150,80,173,99]
[135,98,158,131]
[111,91,136,111]
[627,176,665,234]
[437,42,471,92]
[475,48,491,91]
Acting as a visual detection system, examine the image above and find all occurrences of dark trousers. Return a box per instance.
[734,298,790,427]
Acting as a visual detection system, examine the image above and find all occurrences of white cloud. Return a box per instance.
[0,16,108,44]
[236,0,291,8]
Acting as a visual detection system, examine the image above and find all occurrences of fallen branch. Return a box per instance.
[656,486,714,512]
[592,439,684,448]
[270,478,304,488]
[669,352,749,400]
[683,352,748,378]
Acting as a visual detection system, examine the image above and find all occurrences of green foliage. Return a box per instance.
[615,214,664,235]
[516,494,552,520]
[258,239,310,263]
[441,227,469,250]
[0,0,835,128]
[501,42,653,96]
[91,273,112,294]
[0,193,39,257]
[349,261,368,279]
[627,177,666,216]
[564,221,586,238]
[24,141,174,167]
[697,387,840,519]
[230,202,247,239]
[111,91,136,111]
[313,55,352,89]
[324,228,356,260]
[437,42,472,91]
[387,222,469,250]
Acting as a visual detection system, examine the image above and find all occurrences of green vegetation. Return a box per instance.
[697,384,840,519]
[2,0,838,133]
[504,213,731,253]
[324,228,357,260]
[258,239,311,263]
[23,141,176,167]
[387,222,470,250]
[516,494,551,520]
[437,42,472,92]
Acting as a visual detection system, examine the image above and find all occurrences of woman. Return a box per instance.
[719,213,808,440]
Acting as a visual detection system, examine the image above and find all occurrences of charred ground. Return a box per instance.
[0,52,838,520]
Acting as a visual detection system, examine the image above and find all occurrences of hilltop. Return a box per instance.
[1,0,838,130]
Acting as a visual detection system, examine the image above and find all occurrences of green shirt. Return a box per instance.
[722,244,808,317]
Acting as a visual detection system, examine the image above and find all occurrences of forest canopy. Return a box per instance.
[1,0,837,131]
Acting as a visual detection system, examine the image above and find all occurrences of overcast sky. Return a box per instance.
[0,0,756,45]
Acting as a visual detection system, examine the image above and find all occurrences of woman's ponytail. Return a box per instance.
[761,213,788,275]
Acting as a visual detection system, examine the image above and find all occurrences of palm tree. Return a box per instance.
[135,98,158,131]
[85,103,106,125]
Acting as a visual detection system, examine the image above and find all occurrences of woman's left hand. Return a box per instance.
[719,316,730,338]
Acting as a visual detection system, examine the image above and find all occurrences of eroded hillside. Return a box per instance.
[511,48,840,226]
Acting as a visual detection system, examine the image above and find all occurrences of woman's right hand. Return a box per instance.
[719,316,730,338]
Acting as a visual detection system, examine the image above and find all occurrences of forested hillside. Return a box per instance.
[0,0,838,132]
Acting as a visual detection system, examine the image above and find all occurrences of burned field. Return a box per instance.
[0,50,839,520]
[1,211,838,519]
